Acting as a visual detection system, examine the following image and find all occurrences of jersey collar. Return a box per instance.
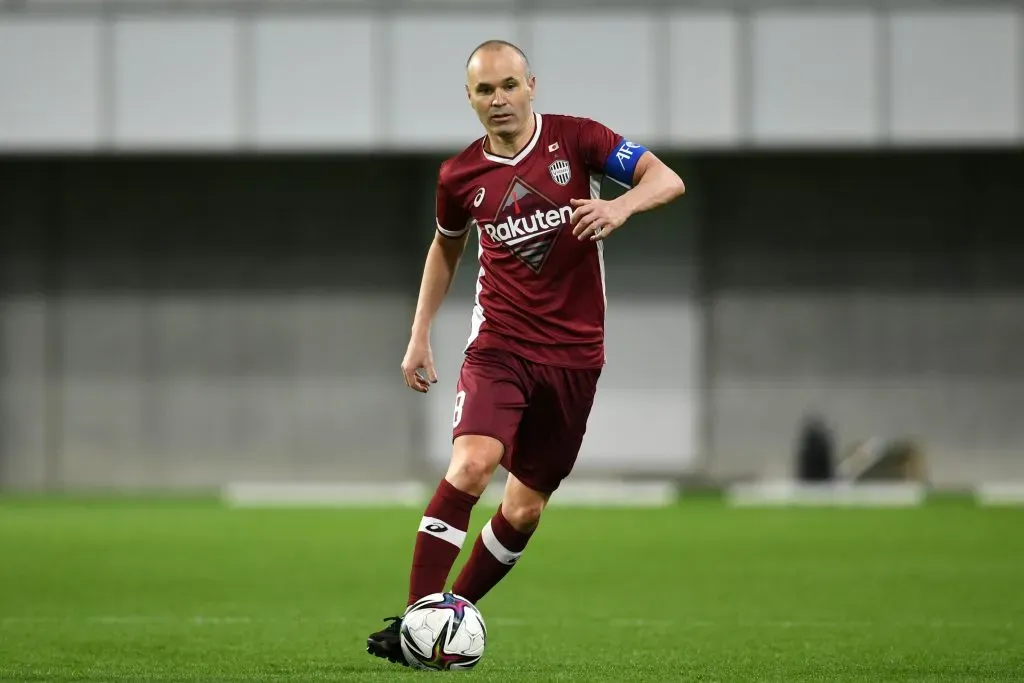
[481,113,542,166]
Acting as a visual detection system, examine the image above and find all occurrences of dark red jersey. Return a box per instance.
[435,112,647,369]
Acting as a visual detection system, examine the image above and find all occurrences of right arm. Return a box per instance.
[402,231,470,393]
[402,167,473,393]
[410,230,470,345]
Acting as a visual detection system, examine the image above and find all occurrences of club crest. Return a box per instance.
[548,159,571,186]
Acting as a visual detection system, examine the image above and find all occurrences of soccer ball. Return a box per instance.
[399,592,486,671]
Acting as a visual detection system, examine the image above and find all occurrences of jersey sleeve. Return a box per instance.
[435,161,473,239]
[577,118,649,189]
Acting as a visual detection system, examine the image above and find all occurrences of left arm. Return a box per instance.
[611,151,685,217]
[570,150,686,241]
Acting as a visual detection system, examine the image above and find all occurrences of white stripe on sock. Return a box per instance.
[481,519,522,565]
[417,516,467,549]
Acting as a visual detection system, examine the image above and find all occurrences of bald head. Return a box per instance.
[466,40,532,79]
[465,38,536,144]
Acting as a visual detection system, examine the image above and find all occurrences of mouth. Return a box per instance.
[490,113,513,123]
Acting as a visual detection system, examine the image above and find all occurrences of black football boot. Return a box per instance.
[366,616,408,666]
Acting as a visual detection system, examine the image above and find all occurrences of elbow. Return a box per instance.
[670,170,686,198]
[650,160,685,200]
[662,170,685,202]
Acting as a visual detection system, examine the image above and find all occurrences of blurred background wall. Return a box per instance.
[0,0,1022,493]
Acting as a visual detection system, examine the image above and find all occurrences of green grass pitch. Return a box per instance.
[1,495,1021,681]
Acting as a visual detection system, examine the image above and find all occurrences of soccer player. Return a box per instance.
[366,39,685,665]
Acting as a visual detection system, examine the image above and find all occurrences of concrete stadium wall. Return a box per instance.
[699,152,1024,487]
[1,151,1022,491]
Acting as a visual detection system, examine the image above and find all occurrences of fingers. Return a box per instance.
[402,367,421,392]
[569,200,593,227]
[573,212,603,240]
[571,207,594,234]
[571,198,622,241]
[402,363,436,393]
[402,364,423,392]
[412,370,431,393]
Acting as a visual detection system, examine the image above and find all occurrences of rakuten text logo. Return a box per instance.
[481,205,572,243]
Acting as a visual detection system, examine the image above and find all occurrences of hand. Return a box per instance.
[401,336,438,393]
[570,197,630,241]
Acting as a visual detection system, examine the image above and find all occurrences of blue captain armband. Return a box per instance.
[603,139,647,188]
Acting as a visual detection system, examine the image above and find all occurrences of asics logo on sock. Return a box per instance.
[419,516,467,548]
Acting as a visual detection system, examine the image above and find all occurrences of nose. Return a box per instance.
[491,89,508,107]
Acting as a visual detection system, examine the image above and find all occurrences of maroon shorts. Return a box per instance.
[451,346,602,495]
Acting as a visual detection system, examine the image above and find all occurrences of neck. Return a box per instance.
[486,113,536,158]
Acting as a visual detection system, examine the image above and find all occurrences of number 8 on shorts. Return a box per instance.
[452,390,466,428]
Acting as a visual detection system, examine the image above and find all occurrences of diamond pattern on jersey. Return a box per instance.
[486,177,568,274]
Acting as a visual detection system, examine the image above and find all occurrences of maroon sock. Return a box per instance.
[451,504,533,604]
[407,479,480,607]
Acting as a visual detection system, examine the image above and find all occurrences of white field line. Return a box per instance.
[976,481,1024,506]
[222,480,679,508]
[726,480,926,507]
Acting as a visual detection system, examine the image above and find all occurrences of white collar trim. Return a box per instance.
[481,113,542,166]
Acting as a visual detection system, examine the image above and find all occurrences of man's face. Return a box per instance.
[466,47,535,140]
